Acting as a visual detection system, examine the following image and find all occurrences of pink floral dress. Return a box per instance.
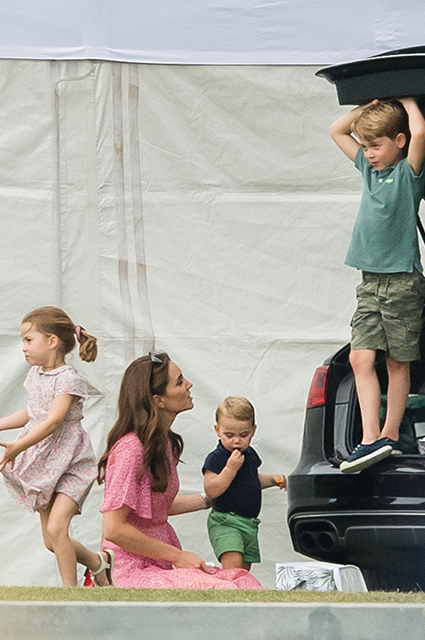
[2,365,97,513]
[101,433,264,589]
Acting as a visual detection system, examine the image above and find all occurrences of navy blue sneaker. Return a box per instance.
[340,440,392,473]
[375,437,402,455]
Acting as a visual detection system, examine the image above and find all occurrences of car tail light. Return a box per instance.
[306,365,330,409]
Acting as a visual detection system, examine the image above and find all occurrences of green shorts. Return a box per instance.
[351,270,425,362]
[207,510,261,564]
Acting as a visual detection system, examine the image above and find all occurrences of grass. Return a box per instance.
[0,587,425,604]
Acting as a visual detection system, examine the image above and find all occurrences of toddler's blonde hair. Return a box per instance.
[216,395,256,427]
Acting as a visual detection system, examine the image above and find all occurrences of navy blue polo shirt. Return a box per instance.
[202,440,262,519]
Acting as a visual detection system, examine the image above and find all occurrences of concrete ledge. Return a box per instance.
[1,601,424,640]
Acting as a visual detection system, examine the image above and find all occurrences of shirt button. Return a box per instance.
[378,178,383,182]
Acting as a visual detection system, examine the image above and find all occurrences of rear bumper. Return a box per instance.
[288,456,425,570]
[288,509,425,571]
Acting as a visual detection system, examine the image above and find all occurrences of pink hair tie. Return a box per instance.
[75,325,84,343]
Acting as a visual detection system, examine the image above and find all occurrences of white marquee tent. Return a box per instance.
[0,1,424,588]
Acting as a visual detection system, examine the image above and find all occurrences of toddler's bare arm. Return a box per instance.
[259,473,287,490]
[203,449,244,499]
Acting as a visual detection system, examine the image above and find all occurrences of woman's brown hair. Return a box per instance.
[97,353,184,492]
[22,306,97,363]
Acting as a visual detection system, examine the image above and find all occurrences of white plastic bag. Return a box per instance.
[275,561,367,592]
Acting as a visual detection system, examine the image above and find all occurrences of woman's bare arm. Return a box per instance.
[103,505,212,571]
[169,493,210,515]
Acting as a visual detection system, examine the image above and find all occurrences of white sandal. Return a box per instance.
[91,549,115,586]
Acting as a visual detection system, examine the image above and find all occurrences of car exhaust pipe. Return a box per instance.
[299,532,316,553]
[298,530,338,554]
[316,531,337,552]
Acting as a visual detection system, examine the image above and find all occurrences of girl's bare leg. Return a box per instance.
[40,493,110,586]
[71,540,111,586]
[39,493,79,585]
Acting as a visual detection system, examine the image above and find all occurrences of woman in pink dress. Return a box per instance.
[98,352,263,590]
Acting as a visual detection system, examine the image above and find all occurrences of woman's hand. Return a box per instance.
[173,550,216,573]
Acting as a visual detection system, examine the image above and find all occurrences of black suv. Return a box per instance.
[287,340,425,591]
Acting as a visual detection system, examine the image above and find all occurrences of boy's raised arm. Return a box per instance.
[330,105,368,162]
[399,97,425,175]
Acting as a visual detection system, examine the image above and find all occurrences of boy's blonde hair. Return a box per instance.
[215,396,256,427]
[351,99,410,148]
[22,306,98,363]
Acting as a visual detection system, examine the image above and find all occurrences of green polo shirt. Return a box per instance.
[345,147,425,273]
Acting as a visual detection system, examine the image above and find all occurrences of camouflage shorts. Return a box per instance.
[351,270,425,362]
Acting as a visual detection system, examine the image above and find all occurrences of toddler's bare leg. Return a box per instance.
[381,358,410,441]
[349,349,381,443]
[220,551,251,571]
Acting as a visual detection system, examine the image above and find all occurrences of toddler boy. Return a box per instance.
[202,396,285,570]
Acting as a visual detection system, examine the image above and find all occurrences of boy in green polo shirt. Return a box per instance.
[330,97,425,473]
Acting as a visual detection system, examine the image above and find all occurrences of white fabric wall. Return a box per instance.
[0,0,425,64]
[0,59,399,588]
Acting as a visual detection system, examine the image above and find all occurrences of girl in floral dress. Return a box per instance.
[0,306,113,586]
[98,352,263,590]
